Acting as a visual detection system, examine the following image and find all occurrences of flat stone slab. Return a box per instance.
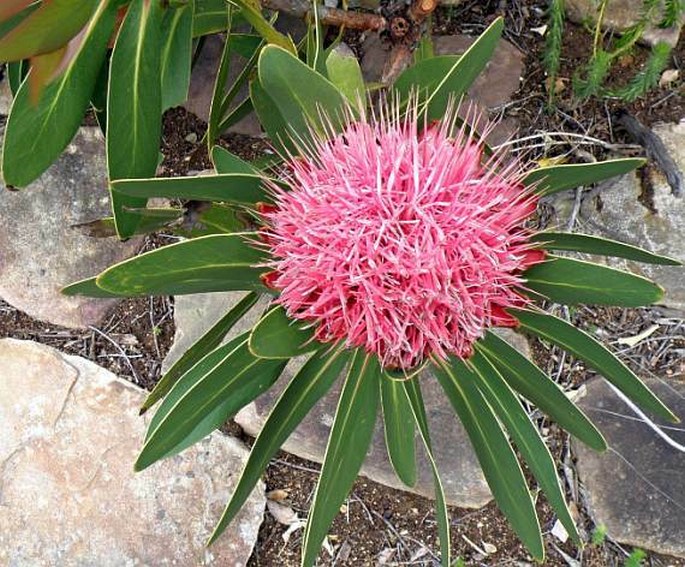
[0,127,140,328]
[164,293,534,508]
[0,338,265,566]
[574,376,685,559]
[548,121,685,313]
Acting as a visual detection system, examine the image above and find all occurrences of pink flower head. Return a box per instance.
[263,102,544,370]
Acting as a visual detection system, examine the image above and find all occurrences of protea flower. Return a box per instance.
[64,23,680,567]
[262,101,546,370]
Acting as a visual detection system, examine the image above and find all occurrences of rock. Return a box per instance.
[0,74,11,115]
[573,376,685,558]
[0,127,140,328]
[361,34,523,145]
[164,292,535,508]
[548,121,685,313]
[565,0,682,48]
[0,338,265,566]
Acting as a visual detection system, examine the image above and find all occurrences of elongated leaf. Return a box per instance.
[207,6,233,147]
[530,232,681,266]
[185,202,246,236]
[6,60,25,94]
[523,256,663,307]
[136,334,286,470]
[433,356,544,560]
[258,45,349,144]
[249,78,293,155]
[393,55,459,102]
[212,146,259,175]
[523,158,646,196]
[249,305,318,359]
[325,43,364,104]
[95,233,269,296]
[208,346,350,544]
[1,2,115,187]
[469,351,579,543]
[111,173,271,204]
[401,379,450,566]
[61,276,125,298]
[142,292,260,414]
[513,309,678,422]
[422,17,503,121]
[161,1,193,110]
[381,376,417,487]
[193,0,229,36]
[476,332,606,451]
[0,0,34,22]
[0,0,96,61]
[301,352,380,567]
[108,0,164,238]
[228,0,296,53]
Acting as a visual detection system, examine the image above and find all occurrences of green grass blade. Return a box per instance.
[208,346,350,544]
[433,356,544,560]
[523,158,645,196]
[211,146,259,175]
[469,351,580,544]
[95,233,269,296]
[160,0,193,111]
[513,309,678,423]
[136,333,286,471]
[248,305,318,359]
[380,376,417,487]
[523,256,664,307]
[476,332,606,451]
[141,292,260,414]
[301,351,380,567]
[530,232,681,266]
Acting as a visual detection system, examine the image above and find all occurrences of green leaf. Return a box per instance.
[469,351,580,544]
[380,376,417,487]
[136,333,286,471]
[393,55,459,103]
[422,17,503,121]
[95,233,269,296]
[324,43,364,105]
[401,379,451,566]
[211,146,259,175]
[208,346,350,544]
[301,351,380,567]
[249,78,293,155]
[206,6,233,147]
[523,256,663,307]
[6,60,26,95]
[111,173,271,205]
[433,356,544,561]
[523,158,646,196]
[0,0,96,61]
[192,0,229,36]
[1,2,115,187]
[184,202,247,236]
[61,276,125,298]
[248,305,318,359]
[227,0,296,53]
[258,45,350,145]
[513,309,678,423]
[107,0,164,238]
[476,331,606,451]
[161,0,193,110]
[0,3,40,42]
[141,292,260,414]
[530,232,681,266]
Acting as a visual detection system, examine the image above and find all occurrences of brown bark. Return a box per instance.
[261,0,387,31]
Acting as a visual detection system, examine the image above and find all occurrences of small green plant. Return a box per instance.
[625,548,648,567]
[544,0,682,102]
[591,523,608,545]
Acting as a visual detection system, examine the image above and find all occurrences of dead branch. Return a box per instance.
[261,0,387,31]
[614,109,683,197]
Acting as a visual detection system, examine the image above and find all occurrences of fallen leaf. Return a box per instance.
[266,488,289,501]
[552,519,569,543]
[377,548,396,564]
[530,24,547,36]
[659,68,679,87]
[482,541,498,554]
[617,324,660,348]
[266,500,299,525]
